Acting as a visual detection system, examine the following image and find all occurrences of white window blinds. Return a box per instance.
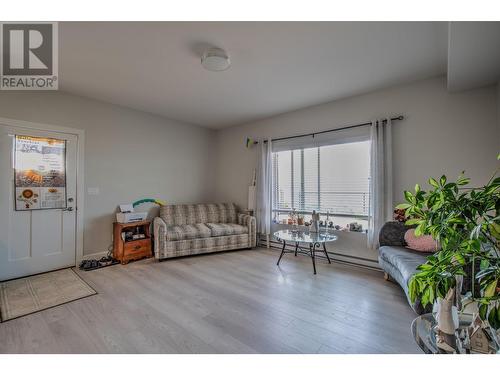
[272,139,371,217]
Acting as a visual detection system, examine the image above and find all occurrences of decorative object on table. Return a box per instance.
[289,208,298,231]
[435,286,461,334]
[113,220,152,264]
[310,210,320,233]
[348,222,363,232]
[397,154,500,351]
[467,314,493,353]
[290,208,297,222]
[434,283,461,352]
[297,214,304,226]
[412,312,500,354]
[274,229,337,274]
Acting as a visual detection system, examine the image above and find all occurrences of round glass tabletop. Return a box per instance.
[274,229,338,244]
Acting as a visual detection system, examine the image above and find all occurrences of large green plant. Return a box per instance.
[396,155,500,329]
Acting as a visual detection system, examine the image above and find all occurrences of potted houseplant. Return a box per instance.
[396,154,500,349]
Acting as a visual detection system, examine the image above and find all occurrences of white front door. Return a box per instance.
[0,125,78,281]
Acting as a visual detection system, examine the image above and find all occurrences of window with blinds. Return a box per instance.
[272,140,370,226]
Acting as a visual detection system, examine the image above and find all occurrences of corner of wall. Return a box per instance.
[497,81,500,130]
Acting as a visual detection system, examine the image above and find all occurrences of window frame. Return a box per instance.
[271,141,371,221]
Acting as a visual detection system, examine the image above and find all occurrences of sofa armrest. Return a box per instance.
[153,216,167,259]
[379,221,409,247]
[238,213,256,248]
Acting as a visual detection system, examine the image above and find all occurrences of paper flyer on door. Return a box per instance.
[14,135,67,210]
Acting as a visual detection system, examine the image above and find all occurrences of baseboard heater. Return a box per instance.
[259,236,382,272]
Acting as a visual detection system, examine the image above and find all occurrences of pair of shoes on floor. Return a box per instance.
[79,259,99,270]
[79,256,115,270]
[98,256,114,267]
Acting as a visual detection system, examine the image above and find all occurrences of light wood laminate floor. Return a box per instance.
[0,248,420,353]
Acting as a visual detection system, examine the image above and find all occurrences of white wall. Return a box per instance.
[0,91,216,256]
[498,82,500,130]
[213,76,499,263]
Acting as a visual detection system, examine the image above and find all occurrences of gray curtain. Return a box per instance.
[255,138,272,246]
[368,118,393,250]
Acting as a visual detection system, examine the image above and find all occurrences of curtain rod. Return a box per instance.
[259,115,404,144]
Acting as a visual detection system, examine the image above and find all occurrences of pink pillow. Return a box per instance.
[404,229,440,253]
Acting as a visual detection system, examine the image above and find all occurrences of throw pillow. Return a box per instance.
[404,228,440,253]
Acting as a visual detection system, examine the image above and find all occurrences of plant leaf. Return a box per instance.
[429,178,439,188]
[479,303,488,320]
[440,175,447,186]
[484,280,497,297]
[395,203,411,210]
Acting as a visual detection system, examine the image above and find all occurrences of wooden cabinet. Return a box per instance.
[113,220,152,264]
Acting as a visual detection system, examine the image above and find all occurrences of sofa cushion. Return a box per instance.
[205,223,249,237]
[161,205,191,225]
[215,203,237,224]
[404,228,440,252]
[202,203,238,224]
[379,221,409,247]
[166,223,212,241]
[160,203,238,225]
[379,245,428,288]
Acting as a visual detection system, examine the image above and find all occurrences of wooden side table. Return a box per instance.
[113,220,152,264]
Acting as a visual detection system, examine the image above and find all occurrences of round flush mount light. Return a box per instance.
[201,47,231,72]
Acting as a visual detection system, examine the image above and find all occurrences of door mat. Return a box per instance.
[0,268,96,322]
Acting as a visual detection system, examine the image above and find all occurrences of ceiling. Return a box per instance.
[57,22,496,129]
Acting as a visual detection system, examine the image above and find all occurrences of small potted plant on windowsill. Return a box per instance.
[297,214,305,226]
[396,154,500,351]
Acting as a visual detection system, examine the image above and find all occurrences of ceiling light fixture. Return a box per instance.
[201,47,231,72]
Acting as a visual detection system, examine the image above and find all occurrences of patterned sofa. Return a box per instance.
[153,203,256,260]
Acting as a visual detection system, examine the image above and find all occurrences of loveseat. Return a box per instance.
[377,221,430,314]
[154,203,256,260]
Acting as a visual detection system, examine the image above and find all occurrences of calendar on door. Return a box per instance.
[14,135,67,210]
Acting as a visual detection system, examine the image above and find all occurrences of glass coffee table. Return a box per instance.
[274,229,338,274]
